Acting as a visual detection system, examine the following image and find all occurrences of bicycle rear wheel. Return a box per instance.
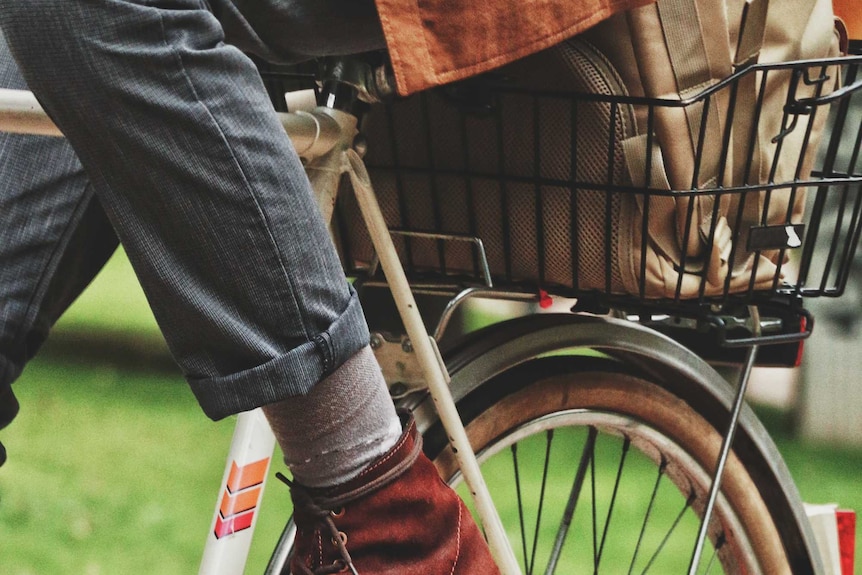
[423,357,797,574]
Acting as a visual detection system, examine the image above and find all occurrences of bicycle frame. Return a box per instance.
[0,87,522,575]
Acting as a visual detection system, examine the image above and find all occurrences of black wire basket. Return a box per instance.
[335,43,862,321]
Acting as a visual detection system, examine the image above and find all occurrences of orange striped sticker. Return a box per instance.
[214,457,270,539]
[214,509,256,539]
[220,485,263,517]
[226,458,269,493]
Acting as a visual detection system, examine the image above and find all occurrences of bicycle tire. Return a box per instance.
[421,356,799,574]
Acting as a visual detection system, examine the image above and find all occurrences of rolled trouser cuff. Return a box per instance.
[188,288,370,420]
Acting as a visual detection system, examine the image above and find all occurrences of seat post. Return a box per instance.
[317,55,396,112]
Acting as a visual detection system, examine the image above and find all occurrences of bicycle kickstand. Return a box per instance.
[688,305,763,574]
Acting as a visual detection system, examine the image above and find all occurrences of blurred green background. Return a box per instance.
[1,248,860,574]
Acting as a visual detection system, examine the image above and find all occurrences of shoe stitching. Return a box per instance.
[357,422,411,479]
[449,502,463,575]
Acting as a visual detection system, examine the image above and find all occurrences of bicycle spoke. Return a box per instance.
[627,458,667,575]
[527,430,554,575]
[594,437,631,573]
[639,490,697,575]
[590,436,598,572]
[543,426,597,575]
[703,534,725,575]
[511,443,529,575]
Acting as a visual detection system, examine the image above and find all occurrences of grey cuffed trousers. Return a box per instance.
[0,0,386,420]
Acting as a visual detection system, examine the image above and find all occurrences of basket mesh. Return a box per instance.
[339,39,633,293]
[333,42,862,306]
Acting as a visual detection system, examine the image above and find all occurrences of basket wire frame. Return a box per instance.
[334,54,862,322]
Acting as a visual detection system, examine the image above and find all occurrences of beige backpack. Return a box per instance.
[340,0,845,300]
[580,0,843,298]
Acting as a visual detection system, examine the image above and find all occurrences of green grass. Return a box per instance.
[1,359,226,574]
[1,249,861,573]
[0,250,292,574]
[0,357,295,575]
[53,248,162,340]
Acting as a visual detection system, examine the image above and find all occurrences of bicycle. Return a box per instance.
[1,30,861,575]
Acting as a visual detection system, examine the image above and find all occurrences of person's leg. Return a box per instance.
[0,29,119,465]
[0,3,499,571]
[0,0,370,417]
[0,0,401,486]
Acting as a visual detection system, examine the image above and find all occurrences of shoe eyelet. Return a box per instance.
[332,559,350,573]
[331,531,348,546]
[330,507,345,519]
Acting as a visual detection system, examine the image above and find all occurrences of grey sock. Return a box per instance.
[262,345,402,488]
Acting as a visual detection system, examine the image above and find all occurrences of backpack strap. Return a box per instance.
[629,0,772,272]
[729,0,771,270]
[627,0,733,262]
[655,0,733,189]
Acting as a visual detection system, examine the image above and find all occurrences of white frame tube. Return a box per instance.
[0,89,341,161]
[346,149,521,575]
[198,410,277,575]
[0,88,62,136]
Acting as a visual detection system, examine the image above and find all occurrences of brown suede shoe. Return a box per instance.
[282,414,501,575]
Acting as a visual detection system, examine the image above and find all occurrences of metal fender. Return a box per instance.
[406,312,823,575]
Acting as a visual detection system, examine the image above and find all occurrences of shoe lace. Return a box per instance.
[276,472,359,575]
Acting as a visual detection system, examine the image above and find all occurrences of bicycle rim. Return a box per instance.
[427,365,791,575]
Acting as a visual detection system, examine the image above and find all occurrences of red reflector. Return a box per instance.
[837,509,856,575]
[538,289,553,309]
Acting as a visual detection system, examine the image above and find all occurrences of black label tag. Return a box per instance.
[747,224,806,252]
